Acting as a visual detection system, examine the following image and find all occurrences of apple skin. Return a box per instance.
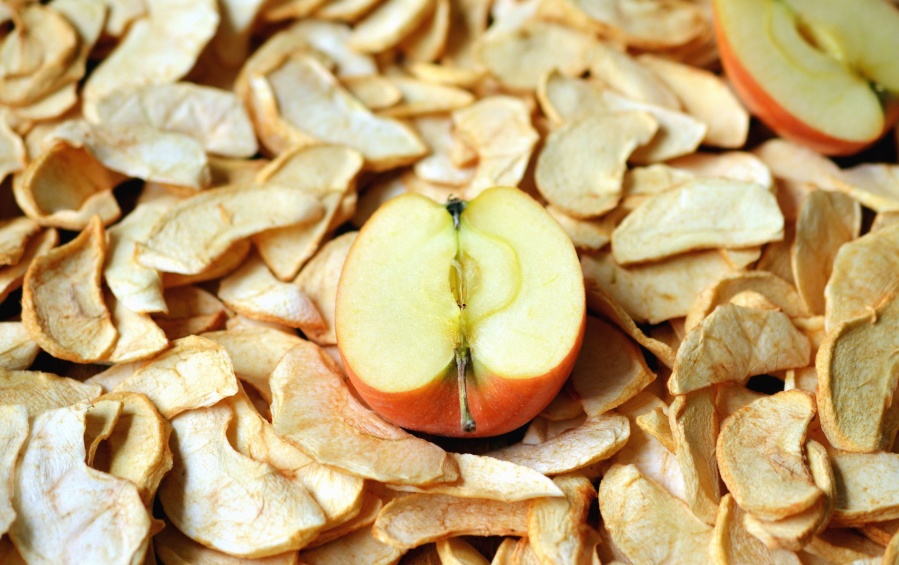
[713,6,899,156]
[341,314,585,438]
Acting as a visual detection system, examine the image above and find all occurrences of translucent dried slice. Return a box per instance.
[535,112,657,219]
[294,232,357,345]
[612,179,783,265]
[599,463,713,564]
[373,494,529,551]
[348,0,435,53]
[137,183,322,275]
[569,316,655,416]
[485,413,629,475]
[21,216,117,362]
[710,494,801,565]
[669,305,810,395]
[452,96,539,196]
[111,335,239,419]
[270,341,457,485]
[253,145,363,281]
[379,77,474,118]
[0,405,27,536]
[0,369,101,418]
[299,525,405,565]
[639,55,749,148]
[159,400,327,557]
[0,217,39,266]
[824,224,899,332]
[586,42,680,109]
[389,453,563,502]
[0,322,39,370]
[154,286,227,340]
[10,404,151,563]
[89,82,258,158]
[343,75,402,110]
[831,451,899,526]
[436,538,489,565]
[399,0,449,62]
[818,295,899,452]
[527,474,596,565]
[105,292,169,363]
[670,388,719,524]
[154,524,301,565]
[792,190,861,315]
[716,390,821,521]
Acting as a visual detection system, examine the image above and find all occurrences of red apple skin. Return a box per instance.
[713,6,899,156]
[341,313,585,438]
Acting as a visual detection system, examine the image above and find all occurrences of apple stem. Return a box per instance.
[446,196,466,230]
[455,347,476,433]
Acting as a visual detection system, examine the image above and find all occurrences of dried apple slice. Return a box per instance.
[293,232,356,346]
[710,494,801,565]
[299,525,405,565]
[0,369,101,418]
[527,474,596,565]
[586,42,680,108]
[348,0,435,53]
[0,217,39,267]
[0,113,26,185]
[830,451,899,526]
[0,322,40,370]
[378,77,474,118]
[0,405,27,536]
[154,524,301,565]
[154,286,227,340]
[670,389,719,524]
[21,216,117,362]
[105,292,169,363]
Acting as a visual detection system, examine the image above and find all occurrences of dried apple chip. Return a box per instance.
[535,112,658,219]
[612,179,783,265]
[0,405,27,536]
[818,295,899,452]
[294,232,357,345]
[0,116,26,186]
[270,341,457,485]
[831,451,899,526]
[0,322,39,370]
[379,77,474,118]
[412,115,475,187]
[348,0,435,53]
[666,151,773,187]
[400,0,450,62]
[829,163,899,213]
[670,389,719,524]
[717,390,821,520]
[527,474,596,565]
[154,524,301,565]
[10,404,151,564]
[569,0,707,49]
[669,304,810,395]
[154,286,227,340]
[0,369,101,418]
[0,217,39,266]
[435,538,488,565]
[105,292,169,363]
[300,525,405,565]
[710,494,801,565]
[586,42,680,109]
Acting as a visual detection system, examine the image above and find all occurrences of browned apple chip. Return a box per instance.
[348,0,435,53]
[154,524,301,565]
[294,232,357,345]
[0,369,101,418]
[270,341,458,485]
[435,538,489,565]
[0,405,27,536]
[527,474,596,565]
[154,286,227,340]
[717,390,821,521]
[0,218,39,267]
[669,304,810,395]
[599,463,713,564]
[300,525,405,565]
[372,494,529,551]
[669,389,719,524]
[0,322,39,370]
[10,404,151,563]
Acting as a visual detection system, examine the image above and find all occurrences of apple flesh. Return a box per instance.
[335,186,585,438]
[713,0,899,156]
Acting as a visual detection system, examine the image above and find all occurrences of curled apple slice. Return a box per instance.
[336,186,585,437]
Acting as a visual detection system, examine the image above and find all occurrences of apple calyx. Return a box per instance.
[447,196,476,434]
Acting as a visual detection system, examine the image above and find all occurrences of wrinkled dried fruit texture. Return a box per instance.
[570,0,708,49]
[0,405,27,536]
[599,464,713,564]
[111,335,239,419]
[389,453,562,502]
[830,163,899,213]
[485,413,629,475]
[527,474,596,565]
[373,494,529,551]
[0,368,101,417]
[612,179,783,265]
[0,117,26,185]
[716,390,821,521]
[831,450,899,526]
[379,77,474,118]
[670,388,719,525]
[294,231,357,345]
[300,525,405,565]
[669,304,810,395]
[817,294,899,452]
[0,322,40,370]
[10,404,151,563]
[710,494,801,565]
[304,489,382,549]
[569,316,655,417]
[348,0,435,53]
[137,184,323,275]
[536,112,657,219]
[106,294,169,363]
[435,538,489,565]
[0,218,38,267]
[21,216,118,362]
[154,524,301,565]
[153,285,227,340]
[585,42,680,109]
[270,341,457,485]
[825,224,899,332]
[160,399,326,558]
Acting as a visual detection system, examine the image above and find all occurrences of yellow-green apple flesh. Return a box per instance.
[335,187,585,438]
[714,0,899,156]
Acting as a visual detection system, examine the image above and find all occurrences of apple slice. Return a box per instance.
[713,0,899,156]
[336,186,585,437]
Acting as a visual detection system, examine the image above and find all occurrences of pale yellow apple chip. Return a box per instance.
[10,404,151,564]
[342,75,402,110]
[586,42,680,109]
[666,151,773,187]
[0,117,26,185]
[159,400,327,557]
[535,112,658,219]
[636,407,676,453]
[0,369,102,418]
[527,474,596,565]
[252,145,364,280]
[154,286,227,340]
[669,304,810,395]
[270,341,458,485]
[154,524,301,565]
[485,413,629,475]
[304,490,381,548]
[162,239,253,289]
[710,494,801,565]
[89,83,258,158]
[569,316,655,416]
[21,216,117,363]
[824,223,899,332]
[436,538,489,565]
[569,0,707,49]
[82,0,218,111]
[110,335,239,419]
[294,232,357,345]
[670,389,719,525]
[452,96,539,196]
[0,322,40,370]
[399,0,449,62]
[545,206,613,251]
[412,115,475,187]
[379,77,474,118]
[105,292,169,363]
[612,179,783,265]
[373,494,529,551]
[716,390,821,520]
[599,463,713,564]
[818,294,899,452]
[0,217,39,266]
[390,453,563,502]
[806,529,885,563]
[830,451,899,527]
[829,163,899,213]
[300,525,405,565]
[348,0,435,53]
[0,405,27,536]
[136,184,323,275]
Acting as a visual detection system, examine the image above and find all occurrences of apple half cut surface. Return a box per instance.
[336,187,585,438]
[713,0,899,156]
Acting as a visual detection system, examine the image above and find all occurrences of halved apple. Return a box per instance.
[713,0,899,156]
[336,187,585,438]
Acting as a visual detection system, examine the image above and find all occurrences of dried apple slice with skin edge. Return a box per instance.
[336,186,585,437]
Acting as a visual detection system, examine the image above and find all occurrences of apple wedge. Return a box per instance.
[713,0,899,155]
[336,187,585,437]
